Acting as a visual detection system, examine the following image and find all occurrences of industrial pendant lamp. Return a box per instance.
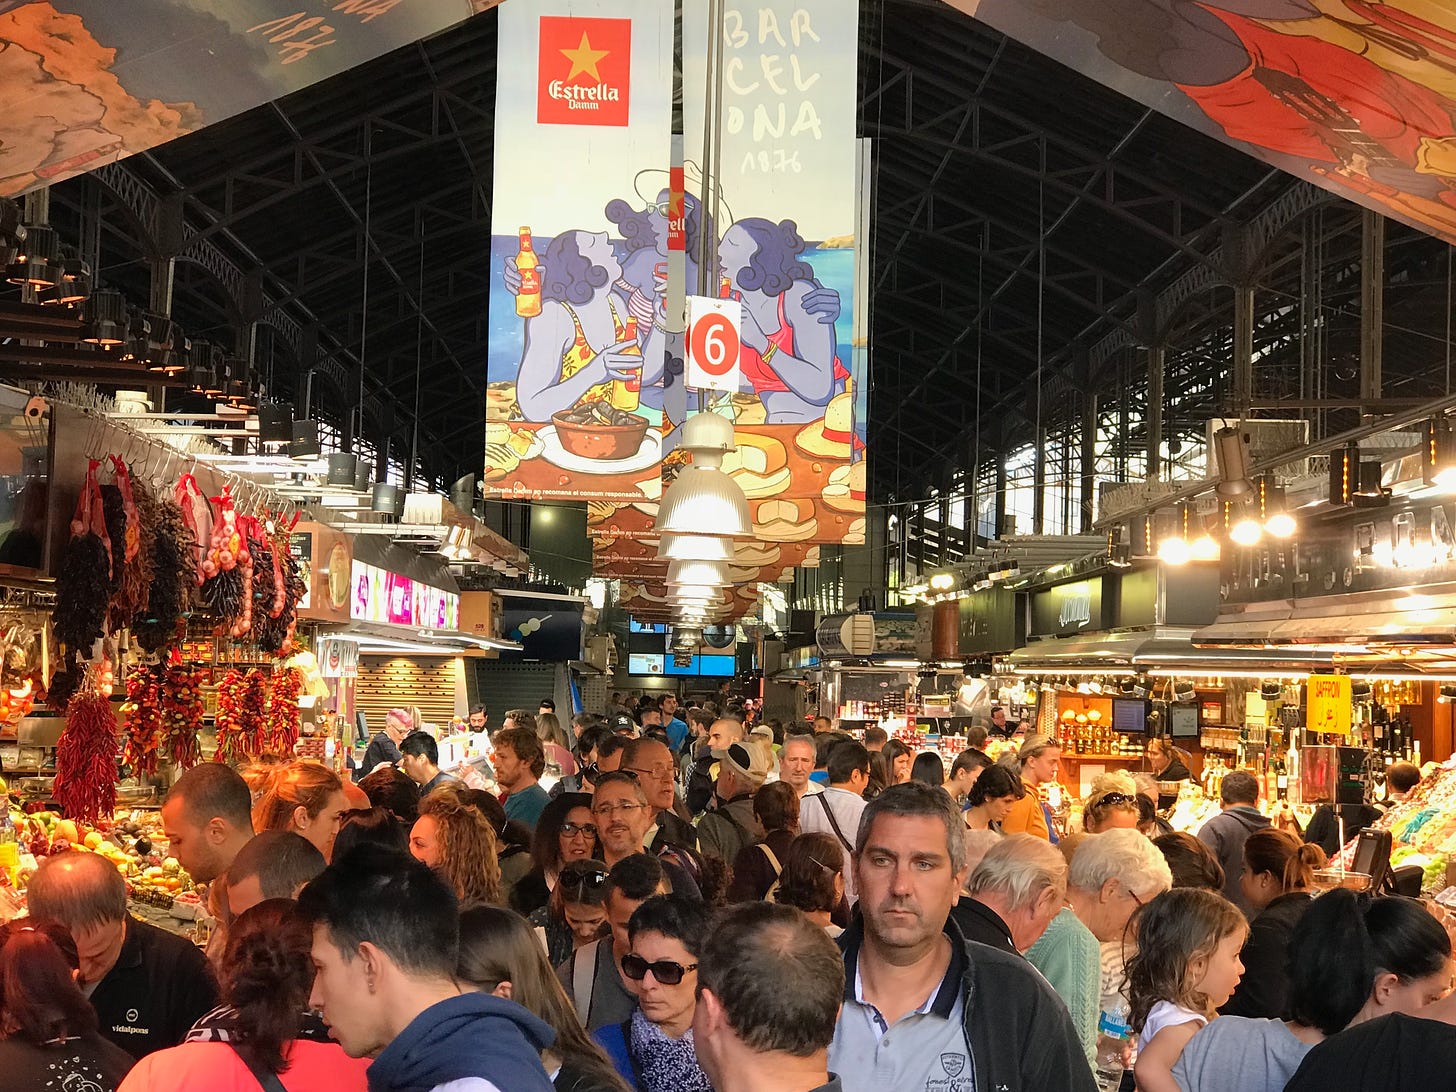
[289,371,322,462]
[657,467,750,536]
[258,404,293,445]
[327,451,359,486]
[658,532,736,562]
[666,559,731,587]
[1213,425,1253,499]
[1259,476,1296,538]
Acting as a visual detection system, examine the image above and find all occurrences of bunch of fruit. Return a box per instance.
[12,807,193,907]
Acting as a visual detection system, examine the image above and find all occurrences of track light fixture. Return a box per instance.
[1213,425,1253,499]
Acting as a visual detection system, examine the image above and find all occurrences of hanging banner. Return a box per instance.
[486,0,675,503]
[0,0,478,197]
[681,0,865,545]
[956,0,1456,245]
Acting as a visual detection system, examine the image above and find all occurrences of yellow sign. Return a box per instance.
[1307,674,1352,736]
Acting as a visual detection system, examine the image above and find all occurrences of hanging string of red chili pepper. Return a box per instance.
[53,677,119,826]
[121,664,165,778]
[264,666,303,754]
[162,664,204,769]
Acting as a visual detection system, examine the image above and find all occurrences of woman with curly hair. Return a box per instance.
[118,900,368,1091]
[719,216,848,424]
[410,789,502,908]
[512,792,600,916]
[252,761,351,862]
[515,230,665,422]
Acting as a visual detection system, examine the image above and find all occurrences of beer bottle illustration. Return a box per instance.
[610,315,642,412]
[515,227,542,318]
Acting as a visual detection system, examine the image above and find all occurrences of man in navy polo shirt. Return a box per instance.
[27,851,218,1060]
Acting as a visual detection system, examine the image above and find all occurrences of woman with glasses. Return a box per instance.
[457,905,631,1092]
[513,793,601,916]
[1027,828,1175,1069]
[530,858,612,968]
[594,895,712,1092]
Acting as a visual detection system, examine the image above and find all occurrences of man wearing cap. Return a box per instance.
[697,739,769,864]
[610,712,638,737]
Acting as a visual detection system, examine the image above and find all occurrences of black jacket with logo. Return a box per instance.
[90,916,219,1060]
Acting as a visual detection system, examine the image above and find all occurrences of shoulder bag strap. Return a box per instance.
[758,843,782,876]
[230,1043,289,1092]
[573,939,600,1021]
[817,792,854,853]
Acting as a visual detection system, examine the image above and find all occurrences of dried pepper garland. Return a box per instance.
[133,491,192,655]
[264,666,303,754]
[162,664,204,769]
[53,682,118,825]
[121,664,165,777]
[53,459,110,659]
[214,667,268,765]
[110,459,153,626]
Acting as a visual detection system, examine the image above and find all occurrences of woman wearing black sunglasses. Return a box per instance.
[594,895,712,1092]
[514,793,602,916]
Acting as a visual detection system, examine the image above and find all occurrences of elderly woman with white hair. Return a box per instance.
[1026,828,1174,1069]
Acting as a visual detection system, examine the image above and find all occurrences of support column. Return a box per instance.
[1147,345,1165,480]
[1080,390,1097,533]
[1032,422,1047,535]
[1360,209,1385,405]
[994,459,1008,539]
[1233,284,1254,415]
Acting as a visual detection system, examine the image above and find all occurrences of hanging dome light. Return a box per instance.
[657,466,750,536]
[672,584,721,602]
[658,533,736,562]
[676,411,736,469]
[667,559,730,587]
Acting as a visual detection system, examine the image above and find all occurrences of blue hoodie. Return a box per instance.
[367,993,556,1092]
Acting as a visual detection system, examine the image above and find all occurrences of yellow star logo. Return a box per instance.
[560,31,610,82]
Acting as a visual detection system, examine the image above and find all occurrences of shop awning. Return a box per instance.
[1007,626,1336,674]
[1195,586,1456,649]
[324,621,522,655]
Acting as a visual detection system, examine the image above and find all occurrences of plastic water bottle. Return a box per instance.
[1094,1010,1132,1091]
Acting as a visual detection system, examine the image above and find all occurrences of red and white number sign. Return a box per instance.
[686,296,741,392]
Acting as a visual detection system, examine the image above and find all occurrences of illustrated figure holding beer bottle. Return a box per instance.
[514,230,665,423]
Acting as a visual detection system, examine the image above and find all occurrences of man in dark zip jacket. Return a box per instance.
[828,782,1095,1092]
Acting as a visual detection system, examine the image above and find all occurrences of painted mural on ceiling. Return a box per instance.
[950,0,1456,243]
[0,0,491,197]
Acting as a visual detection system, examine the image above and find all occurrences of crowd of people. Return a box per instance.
[4,693,1454,1092]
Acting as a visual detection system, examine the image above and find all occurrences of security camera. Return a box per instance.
[23,396,48,420]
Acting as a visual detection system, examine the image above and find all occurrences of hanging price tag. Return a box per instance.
[686,296,742,392]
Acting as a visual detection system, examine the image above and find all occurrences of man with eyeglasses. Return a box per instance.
[557,852,669,1032]
[621,737,696,852]
[592,771,701,900]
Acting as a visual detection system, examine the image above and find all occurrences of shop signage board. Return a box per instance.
[1307,674,1353,737]
[0,0,479,197]
[486,0,674,502]
[1029,578,1104,639]
[349,559,460,631]
[958,0,1456,246]
[681,0,866,547]
[957,586,1018,655]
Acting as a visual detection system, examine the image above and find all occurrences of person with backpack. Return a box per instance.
[797,741,870,907]
[696,741,771,866]
[728,782,800,902]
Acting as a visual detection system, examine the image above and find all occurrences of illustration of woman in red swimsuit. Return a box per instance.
[719,217,849,425]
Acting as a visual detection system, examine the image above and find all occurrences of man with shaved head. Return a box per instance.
[26,851,218,1059]
[687,716,747,814]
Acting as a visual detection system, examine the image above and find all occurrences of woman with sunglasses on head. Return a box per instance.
[1082,774,1143,834]
[531,858,612,968]
[457,906,631,1092]
[594,895,713,1092]
[513,793,601,916]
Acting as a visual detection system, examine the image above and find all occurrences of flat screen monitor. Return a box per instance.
[663,653,737,677]
[629,618,668,634]
[627,653,664,675]
[1168,704,1199,738]
[1112,699,1147,733]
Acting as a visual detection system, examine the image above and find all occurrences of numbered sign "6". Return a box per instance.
[686,296,742,392]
